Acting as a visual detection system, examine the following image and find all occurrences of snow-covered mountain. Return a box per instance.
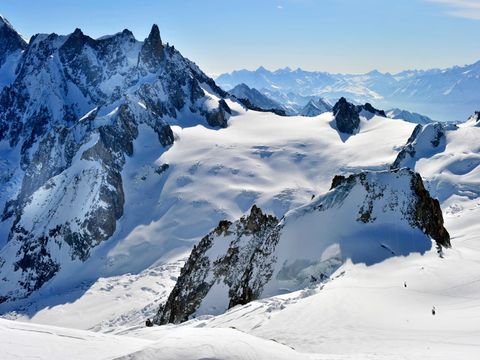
[216,63,480,121]
[0,92,479,360]
[0,18,232,304]
[1,15,480,360]
[387,108,433,124]
[1,89,420,318]
[228,83,287,114]
[0,16,26,90]
[155,168,449,324]
[299,98,332,117]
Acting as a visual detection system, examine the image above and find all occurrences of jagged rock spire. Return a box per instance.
[332,97,386,134]
[332,97,360,134]
[139,24,165,71]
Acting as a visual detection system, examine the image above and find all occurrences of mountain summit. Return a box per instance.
[0,18,233,304]
[0,15,26,89]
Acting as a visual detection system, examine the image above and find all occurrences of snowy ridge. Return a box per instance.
[228,83,287,114]
[0,18,233,304]
[154,168,449,324]
[299,98,332,117]
[387,108,433,124]
[0,15,26,90]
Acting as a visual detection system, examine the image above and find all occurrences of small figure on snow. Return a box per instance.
[431,306,436,316]
[145,318,153,327]
[404,281,407,288]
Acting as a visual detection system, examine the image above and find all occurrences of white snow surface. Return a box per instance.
[1,106,480,359]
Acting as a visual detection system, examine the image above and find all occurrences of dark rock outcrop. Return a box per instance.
[0,16,27,66]
[332,97,360,134]
[236,97,287,116]
[205,99,232,128]
[411,173,450,248]
[332,97,387,134]
[361,102,386,117]
[331,169,450,248]
[139,24,165,71]
[154,205,280,325]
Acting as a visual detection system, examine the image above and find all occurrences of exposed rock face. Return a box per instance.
[155,169,450,325]
[205,99,232,127]
[361,103,386,117]
[332,98,387,134]
[0,16,26,67]
[411,173,450,248]
[0,18,231,303]
[154,205,280,325]
[330,170,450,248]
[139,24,164,72]
[332,97,360,134]
[391,122,457,170]
[0,16,26,92]
[332,98,386,134]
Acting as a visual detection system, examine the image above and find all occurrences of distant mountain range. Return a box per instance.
[228,83,332,117]
[216,62,480,122]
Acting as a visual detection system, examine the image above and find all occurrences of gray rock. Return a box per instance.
[332,97,360,134]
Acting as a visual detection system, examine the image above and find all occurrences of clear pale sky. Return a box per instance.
[1,0,480,75]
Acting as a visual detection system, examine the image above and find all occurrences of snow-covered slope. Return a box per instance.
[0,87,479,360]
[228,83,287,114]
[0,318,151,360]
[154,168,449,324]
[0,318,319,360]
[216,64,480,121]
[0,96,417,320]
[0,18,232,305]
[157,111,480,360]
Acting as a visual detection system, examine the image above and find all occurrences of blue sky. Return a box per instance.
[1,0,480,75]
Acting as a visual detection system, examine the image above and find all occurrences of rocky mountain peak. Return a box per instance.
[391,122,457,170]
[139,24,164,71]
[332,97,360,134]
[362,102,386,117]
[0,19,234,304]
[0,15,27,66]
[332,98,387,134]
[148,24,162,44]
